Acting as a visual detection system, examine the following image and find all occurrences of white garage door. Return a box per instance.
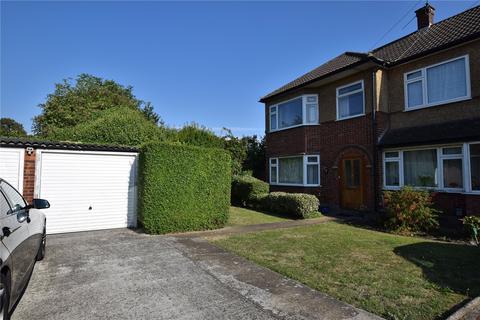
[36,150,138,234]
[0,148,24,193]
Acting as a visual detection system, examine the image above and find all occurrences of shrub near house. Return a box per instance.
[138,142,231,234]
[231,175,320,219]
[383,186,440,233]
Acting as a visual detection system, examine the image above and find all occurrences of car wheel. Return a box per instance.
[36,229,46,261]
[0,273,10,320]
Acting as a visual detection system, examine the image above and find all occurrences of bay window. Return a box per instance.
[269,95,318,131]
[382,144,480,192]
[404,55,470,110]
[269,155,320,186]
[336,80,365,120]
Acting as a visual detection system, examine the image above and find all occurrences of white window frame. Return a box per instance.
[383,142,480,194]
[404,55,471,111]
[336,80,365,121]
[439,146,464,191]
[383,151,403,188]
[466,142,480,194]
[269,158,278,184]
[269,155,320,187]
[269,95,318,132]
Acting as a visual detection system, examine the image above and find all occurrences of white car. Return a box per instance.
[0,178,48,320]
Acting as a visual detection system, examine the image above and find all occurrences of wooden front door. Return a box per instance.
[340,158,364,210]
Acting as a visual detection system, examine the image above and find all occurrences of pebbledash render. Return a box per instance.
[261,4,480,225]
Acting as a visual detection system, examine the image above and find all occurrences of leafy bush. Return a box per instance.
[177,123,224,149]
[463,215,480,245]
[261,192,320,219]
[138,142,231,234]
[231,175,269,207]
[49,107,174,146]
[383,186,440,233]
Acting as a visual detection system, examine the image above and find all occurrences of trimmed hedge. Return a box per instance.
[261,192,320,219]
[231,175,269,207]
[138,142,231,234]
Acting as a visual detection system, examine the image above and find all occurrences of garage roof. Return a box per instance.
[0,137,138,152]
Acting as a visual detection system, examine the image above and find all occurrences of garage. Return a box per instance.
[0,138,139,235]
[36,150,138,234]
[0,147,24,192]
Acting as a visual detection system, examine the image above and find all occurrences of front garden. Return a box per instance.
[212,221,480,320]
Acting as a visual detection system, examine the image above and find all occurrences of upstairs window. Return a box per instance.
[336,80,365,120]
[404,55,470,110]
[269,95,318,131]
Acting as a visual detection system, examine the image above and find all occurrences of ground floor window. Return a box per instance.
[383,142,480,193]
[470,144,480,191]
[269,155,320,186]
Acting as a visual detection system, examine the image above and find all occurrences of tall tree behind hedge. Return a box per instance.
[222,128,247,176]
[49,107,174,146]
[177,123,224,149]
[32,74,161,135]
[243,135,266,180]
[0,118,27,137]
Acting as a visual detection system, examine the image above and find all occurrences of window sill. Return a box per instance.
[269,123,319,133]
[382,186,468,193]
[271,183,321,187]
[335,113,365,122]
[404,96,471,112]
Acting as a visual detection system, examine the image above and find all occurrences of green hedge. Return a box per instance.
[231,175,269,207]
[261,192,320,219]
[138,142,231,234]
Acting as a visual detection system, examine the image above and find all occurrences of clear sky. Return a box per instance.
[1,1,477,137]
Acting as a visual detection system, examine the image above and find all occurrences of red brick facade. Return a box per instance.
[267,113,385,211]
[263,42,480,218]
[22,150,36,203]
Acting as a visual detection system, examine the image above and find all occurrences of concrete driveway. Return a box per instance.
[14,229,381,320]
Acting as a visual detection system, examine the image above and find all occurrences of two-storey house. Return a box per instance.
[261,4,480,223]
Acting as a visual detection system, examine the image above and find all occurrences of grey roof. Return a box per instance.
[261,6,480,102]
[378,118,480,148]
[0,137,138,152]
[260,52,370,102]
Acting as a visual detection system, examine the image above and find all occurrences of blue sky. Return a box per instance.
[1,1,476,137]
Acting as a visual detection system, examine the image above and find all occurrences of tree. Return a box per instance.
[243,135,266,180]
[221,128,248,176]
[177,123,224,149]
[49,107,174,147]
[0,118,27,137]
[33,74,161,135]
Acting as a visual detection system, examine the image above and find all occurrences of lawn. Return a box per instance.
[227,206,292,227]
[212,221,480,320]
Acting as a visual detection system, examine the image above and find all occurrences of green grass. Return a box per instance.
[212,222,480,320]
[227,206,292,227]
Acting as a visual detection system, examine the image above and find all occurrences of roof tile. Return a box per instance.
[261,6,480,102]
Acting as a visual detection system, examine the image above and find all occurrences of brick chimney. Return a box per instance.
[415,3,435,29]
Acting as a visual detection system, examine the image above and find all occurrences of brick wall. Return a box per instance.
[266,113,386,211]
[23,149,36,203]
